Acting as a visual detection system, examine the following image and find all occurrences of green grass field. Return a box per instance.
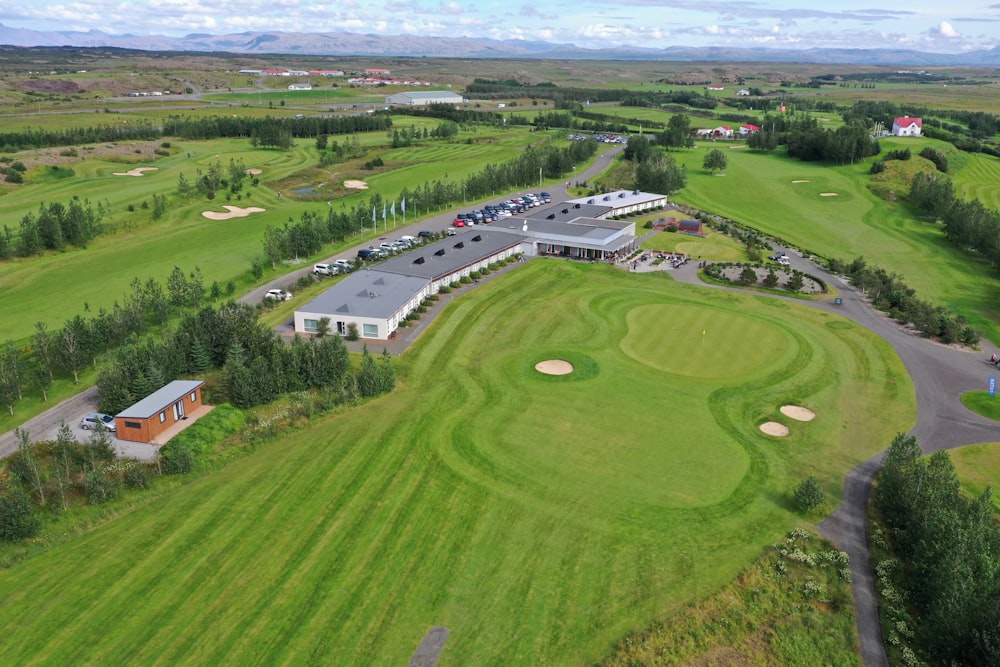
[950,442,1000,514]
[0,261,914,665]
[641,228,748,261]
[672,141,1000,344]
[0,126,561,344]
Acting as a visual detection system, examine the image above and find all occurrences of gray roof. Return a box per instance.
[298,271,431,320]
[566,189,666,209]
[374,230,525,281]
[489,217,631,245]
[117,380,204,419]
[528,202,611,221]
[387,91,463,102]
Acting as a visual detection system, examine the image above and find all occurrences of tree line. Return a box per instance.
[161,113,392,142]
[258,138,600,267]
[97,299,394,414]
[908,168,1000,269]
[0,120,160,151]
[743,112,880,165]
[875,434,999,665]
[0,198,105,260]
[0,266,226,416]
[827,256,977,345]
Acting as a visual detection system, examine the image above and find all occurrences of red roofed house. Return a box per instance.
[891,116,922,137]
[739,124,761,136]
[712,125,734,138]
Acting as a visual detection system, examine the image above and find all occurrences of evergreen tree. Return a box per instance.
[0,483,41,541]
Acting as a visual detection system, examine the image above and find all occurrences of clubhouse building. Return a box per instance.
[293,190,653,340]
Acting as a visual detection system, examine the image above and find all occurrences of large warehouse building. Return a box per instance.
[294,232,525,340]
[385,90,464,106]
[294,189,660,341]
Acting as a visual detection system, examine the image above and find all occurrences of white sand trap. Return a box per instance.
[760,421,790,436]
[535,359,574,376]
[245,168,263,175]
[201,206,266,221]
[820,192,839,197]
[113,167,158,177]
[792,180,810,183]
[344,180,369,189]
[781,405,816,422]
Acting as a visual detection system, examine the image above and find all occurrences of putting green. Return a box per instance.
[621,304,791,378]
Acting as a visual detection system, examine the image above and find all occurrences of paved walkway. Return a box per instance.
[670,247,1000,667]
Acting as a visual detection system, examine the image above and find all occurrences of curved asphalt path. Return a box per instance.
[671,248,1000,667]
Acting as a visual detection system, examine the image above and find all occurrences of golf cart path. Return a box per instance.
[672,253,1000,667]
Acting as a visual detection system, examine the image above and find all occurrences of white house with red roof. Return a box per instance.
[739,124,761,135]
[891,116,922,137]
[712,125,734,138]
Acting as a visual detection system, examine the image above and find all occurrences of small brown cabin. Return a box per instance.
[115,380,205,444]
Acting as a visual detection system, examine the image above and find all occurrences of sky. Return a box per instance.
[0,0,999,53]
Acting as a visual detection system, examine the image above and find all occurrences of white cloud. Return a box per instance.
[931,21,960,38]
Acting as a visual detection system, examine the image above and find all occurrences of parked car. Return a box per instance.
[333,259,353,272]
[265,288,293,301]
[417,230,434,238]
[539,191,551,203]
[358,248,380,260]
[313,263,335,276]
[453,220,465,227]
[446,227,457,236]
[398,235,418,246]
[80,412,116,432]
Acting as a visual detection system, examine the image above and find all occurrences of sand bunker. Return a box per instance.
[792,180,810,183]
[113,167,158,177]
[201,206,266,221]
[760,421,789,437]
[535,359,574,376]
[820,192,839,197]
[245,168,262,175]
[780,405,816,422]
[344,180,369,189]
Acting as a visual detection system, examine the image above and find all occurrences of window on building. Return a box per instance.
[159,411,166,423]
[124,421,141,429]
[190,391,197,402]
[303,318,318,333]
[362,323,378,338]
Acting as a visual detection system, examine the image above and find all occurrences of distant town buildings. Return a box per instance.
[236,67,430,86]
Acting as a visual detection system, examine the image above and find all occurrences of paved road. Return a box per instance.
[671,249,1000,667]
[0,386,157,461]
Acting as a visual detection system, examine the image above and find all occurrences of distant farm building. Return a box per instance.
[739,124,761,135]
[288,83,313,91]
[366,68,391,75]
[115,380,208,444]
[385,91,464,106]
[891,116,922,137]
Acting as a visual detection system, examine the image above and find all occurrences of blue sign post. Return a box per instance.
[990,375,996,397]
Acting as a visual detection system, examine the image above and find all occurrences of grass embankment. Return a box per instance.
[601,529,859,666]
[0,260,912,665]
[671,140,1000,344]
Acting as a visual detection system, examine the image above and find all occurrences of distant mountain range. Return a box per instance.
[2,23,999,66]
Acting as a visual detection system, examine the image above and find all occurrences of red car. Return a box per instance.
[453,220,465,227]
